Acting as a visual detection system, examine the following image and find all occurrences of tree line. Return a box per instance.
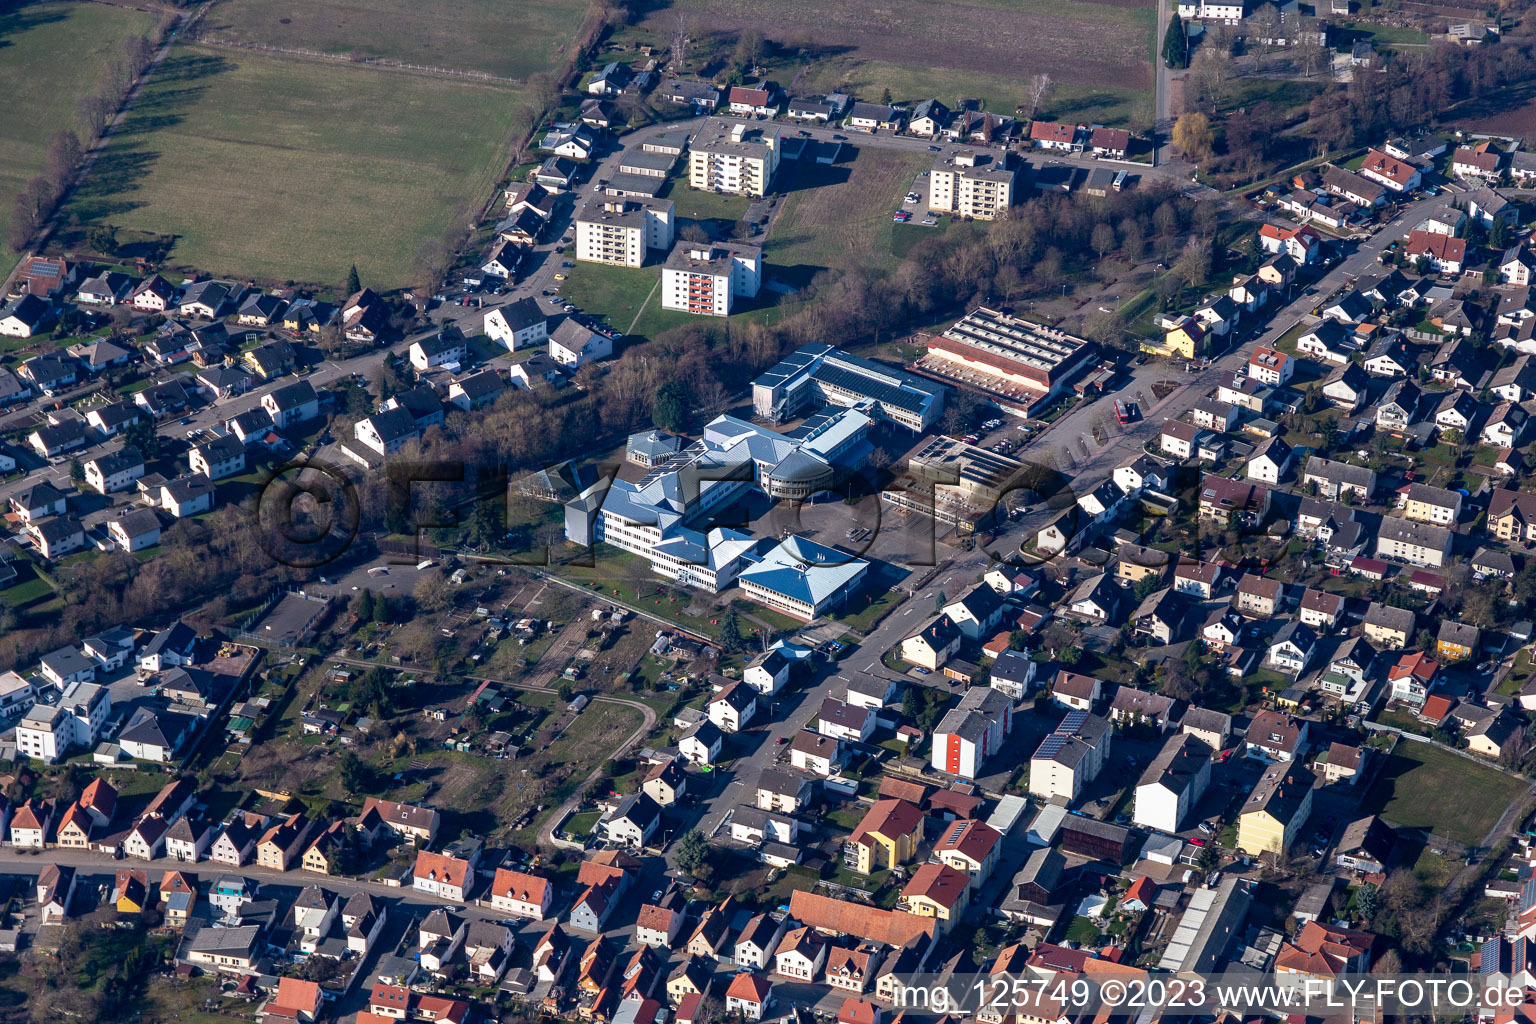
[8,28,165,252]
[1173,27,1536,187]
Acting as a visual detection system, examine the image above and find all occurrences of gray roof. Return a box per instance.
[40,646,95,679]
[754,767,808,797]
[1304,456,1375,488]
[1179,706,1231,740]
[1138,732,1208,796]
[1378,515,1452,551]
[990,649,1036,685]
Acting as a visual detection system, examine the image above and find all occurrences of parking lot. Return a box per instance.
[899,172,938,226]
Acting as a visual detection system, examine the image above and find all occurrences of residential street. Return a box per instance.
[1018,190,1452,514]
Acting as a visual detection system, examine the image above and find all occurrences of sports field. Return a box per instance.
[61,45,523,288]
[0,1,158,274]
[199,0,589,79]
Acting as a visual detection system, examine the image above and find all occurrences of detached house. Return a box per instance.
[1246,710,1309,762]
[1303,458,1375,501]
[1359,149,1422,192]
[413,849,477,903]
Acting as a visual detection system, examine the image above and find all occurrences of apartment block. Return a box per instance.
[687,122,780,197]
[661,242,762,317]
[574,197,676,267]
[928,150,1016,220]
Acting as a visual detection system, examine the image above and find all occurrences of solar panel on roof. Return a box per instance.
[1033,733,1067,761]
[1059,710,1089,734]
[809,364,929,412]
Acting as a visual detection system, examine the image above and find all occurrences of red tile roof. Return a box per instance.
[726,972,773,1004]
[789,890,936,946]
[1361,149,1419,187]
[1030,121,1078,145]
[1405,229,1467,263]
[491,868,550,905]
[414,849,472,889]
[901,863,969,909]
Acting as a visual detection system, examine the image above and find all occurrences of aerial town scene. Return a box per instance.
[6,0,1536,1021]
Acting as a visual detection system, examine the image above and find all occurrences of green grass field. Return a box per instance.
[557,262,659,334]
[663,183,751,224]
[555,257,782,339]
[199,0,588,80]
[770,147,932,281]
[60,44,523,288]
[0,1,159,276]
[1335,21,1431,46]
[1362,741,1527,846]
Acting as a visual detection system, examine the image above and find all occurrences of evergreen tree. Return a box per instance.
[674,828,711,875]
[652,380,690,432]
[346,264,361,296]
[1162,14,1188,69]
[718,609,744,651]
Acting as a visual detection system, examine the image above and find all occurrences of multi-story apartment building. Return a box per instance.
[15,681,110,763]
[661,242,762,317]
[687,123,780,196]
[928,149,1017,220]
[574,198,675,267]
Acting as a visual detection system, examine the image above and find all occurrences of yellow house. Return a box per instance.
[55,803,94,849]
[845,799,924,875]
[300,820,347,875]
[1237,764,1315,857]
[666,959,711,1006]
[1143,318,1206,360]
[113,870,149,914]
[899,864,971,935]
[1114,544,1168,586]
[1436,621,1479,662]
[1467,712,1522,760]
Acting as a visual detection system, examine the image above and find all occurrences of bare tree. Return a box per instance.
[1297,32,1330,78]
[668,8,692,68]
[1027,73,1054,118]
[1250,3,1282,51]
[696,376,732,418]
[1190,48,1233,111]
[733,29,765,72]
[1090,223,1117,260]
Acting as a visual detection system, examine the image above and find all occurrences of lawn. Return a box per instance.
[60,45,524,288]
[1066,915,1102,944]
[0,1,159,276]
[556,262,659,335]
[1220,79,1328,119]
[564,809,601,837]
[1361,742,1527,846]
[770,147,933,282]
[556,257,784,340]
[662,181,751,224]
[1335,21,1431,46]
[197,0,589,80]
